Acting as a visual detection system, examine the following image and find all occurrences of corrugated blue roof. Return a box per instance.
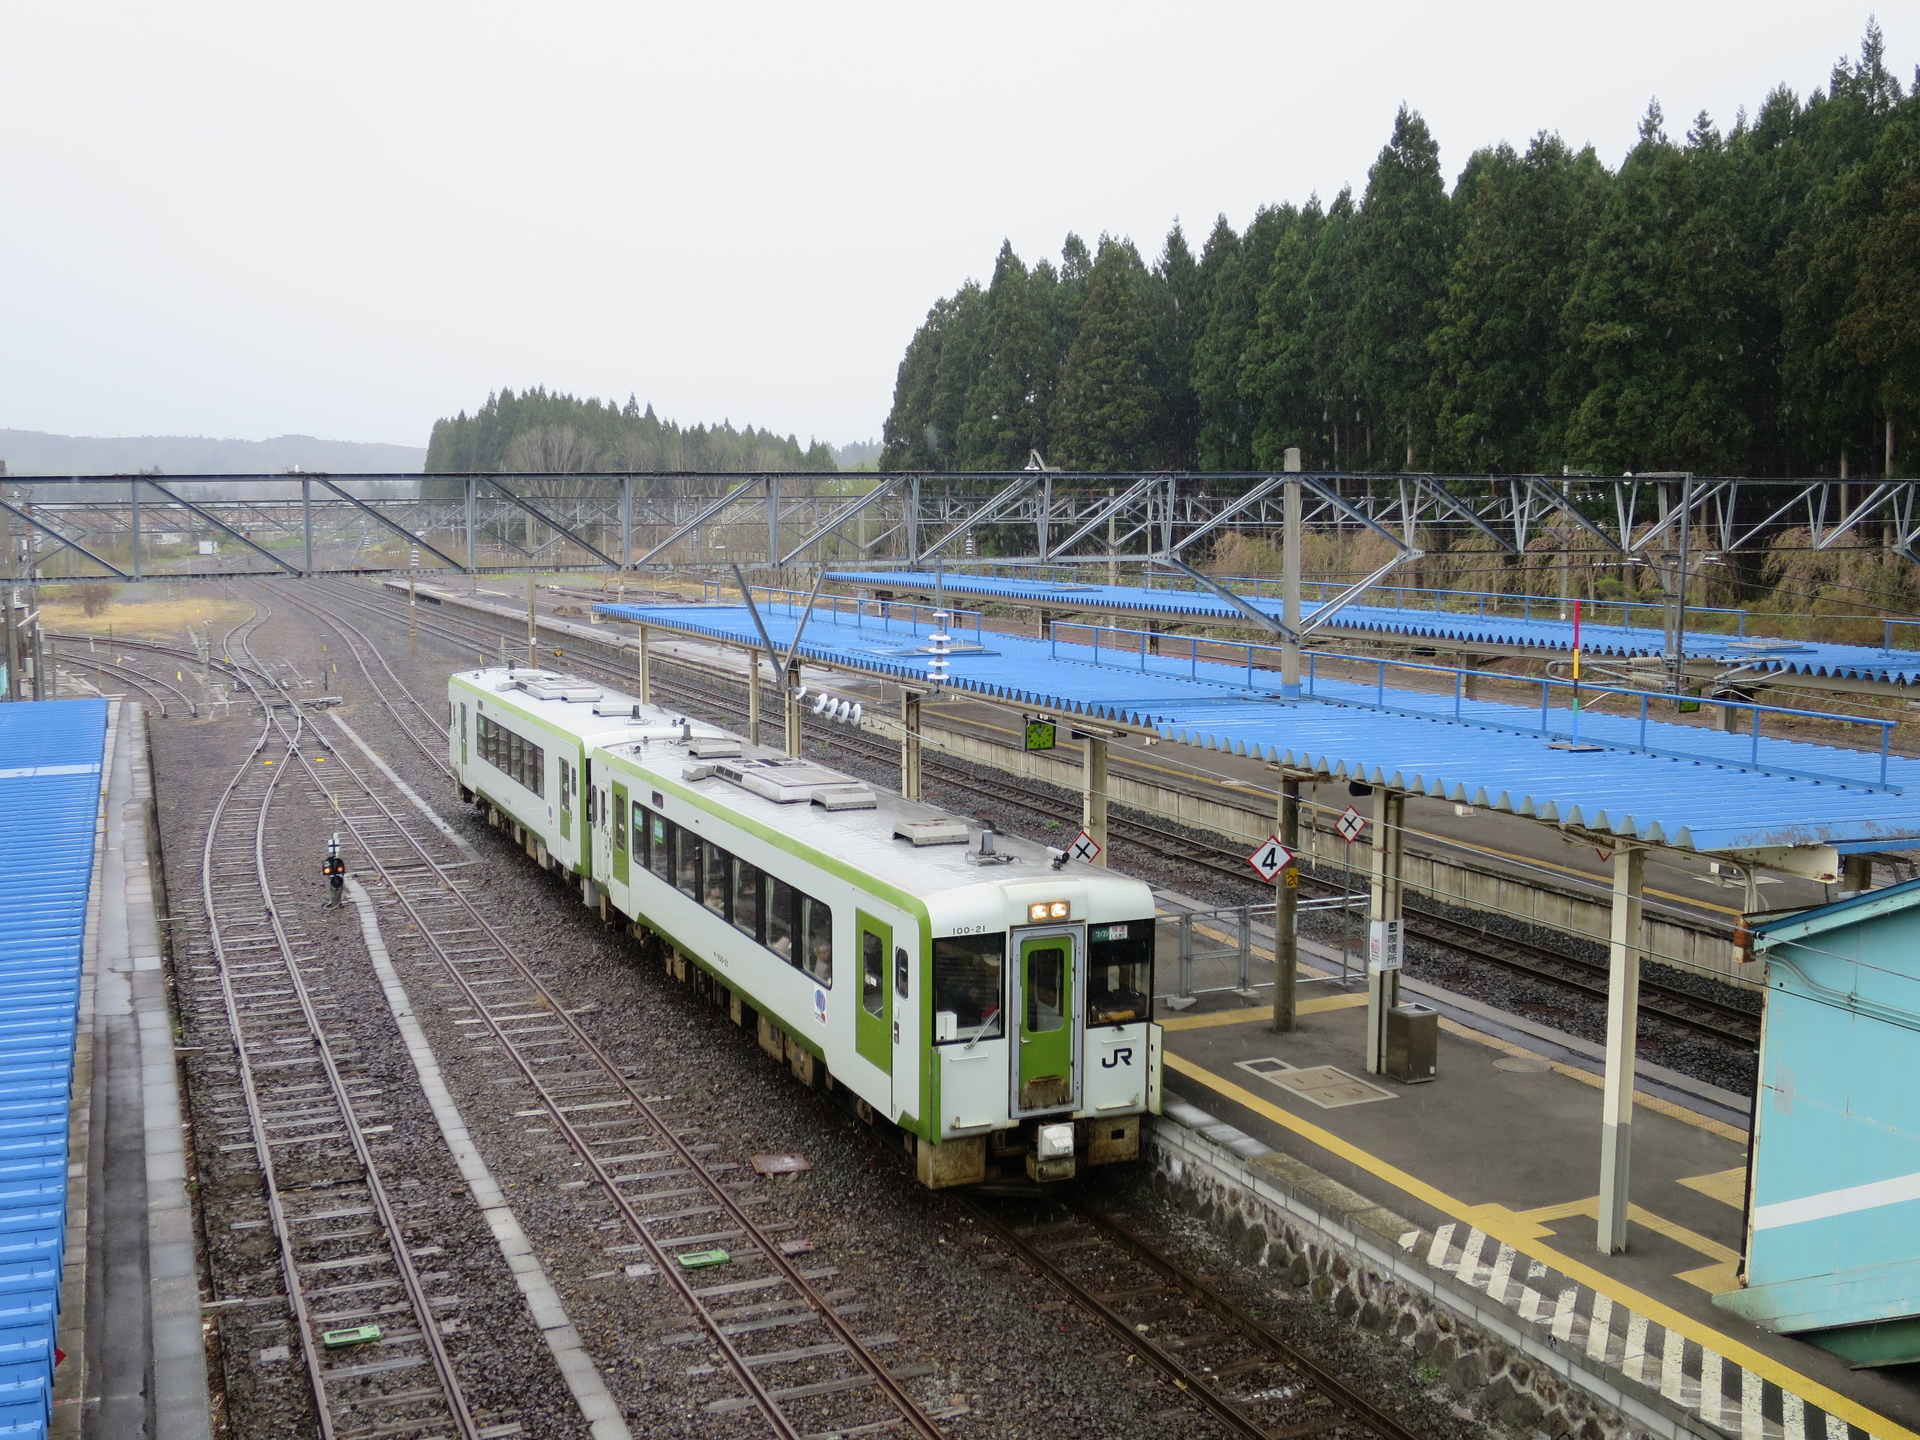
[824,569,1920,687]
[599,601,1920,854]
[0,699,106,1438]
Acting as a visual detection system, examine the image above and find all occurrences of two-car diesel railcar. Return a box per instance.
[448,667,1163,1188]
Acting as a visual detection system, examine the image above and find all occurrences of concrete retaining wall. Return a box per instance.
[1149,1103,1726,1440]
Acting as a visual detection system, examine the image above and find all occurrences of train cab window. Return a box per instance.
[731,860,762,939]
[613,795,627,850]
[701,841,729,917]
[861,931,884,1017]
[558,759,573,812]
[766,878,797,960]
[932,935,1005,1044]
[1026,947,1066,1033]
[895,946,909,1000]
[1087,921,1153,1025]
[801,897,833,986]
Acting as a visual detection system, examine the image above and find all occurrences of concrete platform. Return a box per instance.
[1155,966,1919,1440]
[55,702,210,1440]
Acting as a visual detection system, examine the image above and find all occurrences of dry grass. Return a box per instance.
[39,591,253,641]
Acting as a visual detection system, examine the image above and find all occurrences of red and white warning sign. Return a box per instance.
[1065,829,1103,863]
[1336,805,1368,844]
[1246,837,1294,881]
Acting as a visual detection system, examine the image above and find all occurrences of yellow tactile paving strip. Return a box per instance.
[1163,1051,1906,1440]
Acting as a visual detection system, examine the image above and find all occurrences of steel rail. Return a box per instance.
[198,712,339,1435]
[250,587,946,1440]
[217,600,486,1439]
[256,578,453,780]
[52,649,198,717]
[959,1194,1426,1440]
[314,776,946,1440]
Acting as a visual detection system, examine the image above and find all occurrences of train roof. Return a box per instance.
[453,666,716,748]
[454,668,1138,905]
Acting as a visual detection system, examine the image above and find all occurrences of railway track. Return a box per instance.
[283,583,1433,1440]
[190,603,497,1440]
[311,577,1761,1049]
[962,1193,1424,1440]
[214,582,958,1439]
[51,646,200,717]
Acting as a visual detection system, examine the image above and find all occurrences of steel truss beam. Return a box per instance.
[3,472,1920,582]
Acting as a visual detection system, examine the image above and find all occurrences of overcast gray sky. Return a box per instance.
[1,2,1912,451]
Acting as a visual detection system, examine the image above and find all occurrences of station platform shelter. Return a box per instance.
[598,588,1920,1440]
[823,568,1920,697]
[0,699,208,1440]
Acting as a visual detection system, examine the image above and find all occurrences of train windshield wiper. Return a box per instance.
[963,1003,1002,1051]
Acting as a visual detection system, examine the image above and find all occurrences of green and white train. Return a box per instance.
[448,666,1162,1188]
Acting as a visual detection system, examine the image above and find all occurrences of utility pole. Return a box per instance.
[1281,447,1302,698]
[2,587,16,702]
[526,572,537,669]
[1273,773,1301,1032]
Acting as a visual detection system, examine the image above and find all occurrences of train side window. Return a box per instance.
[802,897,833,987]
[766,877,796,960]
[674,828,701,900]
[613,796,628,850]
[1026,947,1066,1033]
[861,930,884,1017]
[932,934,1005,1044]
[1087,921,1153,1025]
[701,841,729,917]
[895,945,909,1000]
[631,806,645,859]
[648,812,673,881]
[731,859,762,939]
[558,759,573,811]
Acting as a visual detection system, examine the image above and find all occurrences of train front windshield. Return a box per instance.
[934,934,1005,1043]
[1087,921,1152,1024]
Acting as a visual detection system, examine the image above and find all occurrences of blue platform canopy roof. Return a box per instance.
[0,698,107,1438]
[823,569,1920,688]
[597,600,1920,856]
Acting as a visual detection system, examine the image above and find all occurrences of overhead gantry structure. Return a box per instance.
[4,470,1920,586]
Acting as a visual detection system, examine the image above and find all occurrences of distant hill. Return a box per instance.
[0,429,426,476]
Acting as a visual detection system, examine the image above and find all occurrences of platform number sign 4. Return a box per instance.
[1336,805,1368,844]
[1065,829,1102,864]
[1247,837,1293,882]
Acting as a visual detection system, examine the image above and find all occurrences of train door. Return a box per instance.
[890,930,916,1121]
[458,703,469,768]
[582,762,603,881]
[558,757,574,844]
[1011,926,1082,1117]
[855,911,892,1110]
[609,781,630,886]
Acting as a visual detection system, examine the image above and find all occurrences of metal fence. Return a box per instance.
[1156,893,1364,1009]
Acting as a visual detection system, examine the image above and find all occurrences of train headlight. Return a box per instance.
[1036,1123,1075,1160]
[1028,900,1071,923]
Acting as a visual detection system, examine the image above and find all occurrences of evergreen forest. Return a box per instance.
[880,25,1920,479]
[426,388,838,473]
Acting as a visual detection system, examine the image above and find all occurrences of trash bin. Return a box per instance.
[1385,1003,1438,1083]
